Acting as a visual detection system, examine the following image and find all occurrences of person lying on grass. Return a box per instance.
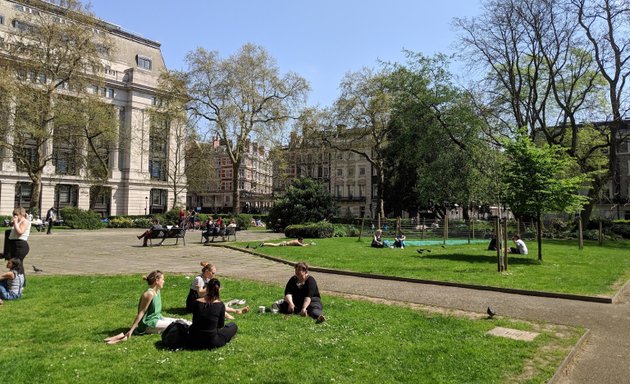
[0,258,24,305]
[106,270,190,344]
[259,237,309,247]
[186,262,250,318]
[187,278,238,350]
[273,262,325,324]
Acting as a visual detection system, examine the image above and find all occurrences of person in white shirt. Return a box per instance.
[510,235,528,255]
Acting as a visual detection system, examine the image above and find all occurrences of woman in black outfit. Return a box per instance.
[187,278,238,350]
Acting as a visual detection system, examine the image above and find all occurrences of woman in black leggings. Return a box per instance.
[3,207,31,276]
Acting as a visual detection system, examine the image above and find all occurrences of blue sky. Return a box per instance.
[89,1,483,107]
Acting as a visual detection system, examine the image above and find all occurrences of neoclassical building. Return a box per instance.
[0,0,185,217]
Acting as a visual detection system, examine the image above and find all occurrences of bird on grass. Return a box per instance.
[486,307,496,319]
[416,249,424,254]
[33,265,44,273]
[245,244,250,249]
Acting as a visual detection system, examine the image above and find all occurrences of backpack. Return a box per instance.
[161,320,190,350]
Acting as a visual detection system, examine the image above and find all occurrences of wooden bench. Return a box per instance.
[201,226,237,244]
[148,227,187,246]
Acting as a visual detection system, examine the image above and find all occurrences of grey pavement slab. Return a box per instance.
[20,228,630,383]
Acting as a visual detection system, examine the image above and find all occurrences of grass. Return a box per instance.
[242,238,630,296]
[0,274,583,384]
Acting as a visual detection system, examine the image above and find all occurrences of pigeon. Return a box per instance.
[416,249,424,254]
[32,265,44,273]
[245,244,250,249]
[441,245,446,248]
[486,307,496,319]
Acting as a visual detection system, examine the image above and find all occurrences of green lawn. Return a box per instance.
[0,275,582,384]
[241,238,630,296]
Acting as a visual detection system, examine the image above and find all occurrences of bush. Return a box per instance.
[108,217,134,228]
[60,207,106,230]
[332,224,360,237]
[285,221,334,239]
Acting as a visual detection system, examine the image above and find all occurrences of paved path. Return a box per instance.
[23,228,630,383]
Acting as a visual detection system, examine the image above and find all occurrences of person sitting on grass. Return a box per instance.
[509,235,528,255]
[273,262,325,324]
[259,237,309,247]
[393,232,406,249]
[187,278,239,350]
[105,270,190,344]
[137,219,164,247]
[186,262,250,318]
[371,229,386,248]
[0,258,24,305]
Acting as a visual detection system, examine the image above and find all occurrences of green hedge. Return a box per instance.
[285,221,334,239]
[60,207,106,230]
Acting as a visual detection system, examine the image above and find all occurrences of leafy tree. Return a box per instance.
[0,0,116,216]
[327,67,394,220]
[176,44,309,214]
[503,130,589,261]
[267,177,338,231]
[384,53,499,219]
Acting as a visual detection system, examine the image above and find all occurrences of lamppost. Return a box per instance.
[145,196,148,216]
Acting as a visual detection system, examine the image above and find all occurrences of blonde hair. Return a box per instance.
[13,207,26,217]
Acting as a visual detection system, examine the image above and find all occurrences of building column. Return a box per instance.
[0,181,16,216]
[78,186,90,210]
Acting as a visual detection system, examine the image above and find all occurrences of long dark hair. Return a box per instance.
[204,278,221,301]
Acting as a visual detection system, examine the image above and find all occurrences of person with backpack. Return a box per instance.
[187,278,238,350]
[0,258,25,305]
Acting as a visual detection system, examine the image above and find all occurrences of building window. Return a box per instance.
[359,167,366,176]
[150,189,167,214]
[336,168,343,177]
[12,19,32,31]
[55,184,79,209]
[14,182,32,209]
[0,15,4,25]
[136,55,152,70]
[336,185,342,197]
[149,114,168,181]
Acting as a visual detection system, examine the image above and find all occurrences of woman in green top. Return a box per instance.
[125,270,189,339]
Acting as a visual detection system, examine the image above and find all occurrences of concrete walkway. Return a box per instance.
[23,228,630,383]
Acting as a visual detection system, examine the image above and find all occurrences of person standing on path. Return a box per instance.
[4,208,31,276]
[45,207,56,235]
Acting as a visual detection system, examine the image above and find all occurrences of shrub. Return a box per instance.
[60,207,106,230]
[133,217,152,228]
[285,221,334,239]
[332,224,360,237]
[267,178,338,231]
[235,214,252,230]
[108,217,134,228]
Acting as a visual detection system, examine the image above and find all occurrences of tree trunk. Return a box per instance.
[232,160,240,215]
[30,173,43,218]
[536,211,543,262]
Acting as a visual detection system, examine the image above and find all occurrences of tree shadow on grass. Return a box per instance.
[418,252,540,265]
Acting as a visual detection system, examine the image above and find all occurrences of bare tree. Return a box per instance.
[572,0,630,207]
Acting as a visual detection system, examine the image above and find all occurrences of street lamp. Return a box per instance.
[145,196,148,216]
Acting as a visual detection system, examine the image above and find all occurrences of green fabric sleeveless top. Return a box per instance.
[136,288,162,334]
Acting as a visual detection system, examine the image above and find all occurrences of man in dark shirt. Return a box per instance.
[276,262,325,323]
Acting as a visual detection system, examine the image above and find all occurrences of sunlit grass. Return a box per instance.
[240,238,630,296]
[0,274,583,384]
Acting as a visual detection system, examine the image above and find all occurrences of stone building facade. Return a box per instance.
[0,0,185,217]
[187,137,273,213]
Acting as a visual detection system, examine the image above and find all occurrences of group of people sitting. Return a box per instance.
[201,217,237,244]
[371,229,406,249]
[106,261,325,349]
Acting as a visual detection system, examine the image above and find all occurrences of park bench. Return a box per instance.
[201,226,237,244]
[148,227,187,246]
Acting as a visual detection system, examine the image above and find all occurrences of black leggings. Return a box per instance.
[4,231,29,275]
[280,296,323,319]
[188,322,238,350]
